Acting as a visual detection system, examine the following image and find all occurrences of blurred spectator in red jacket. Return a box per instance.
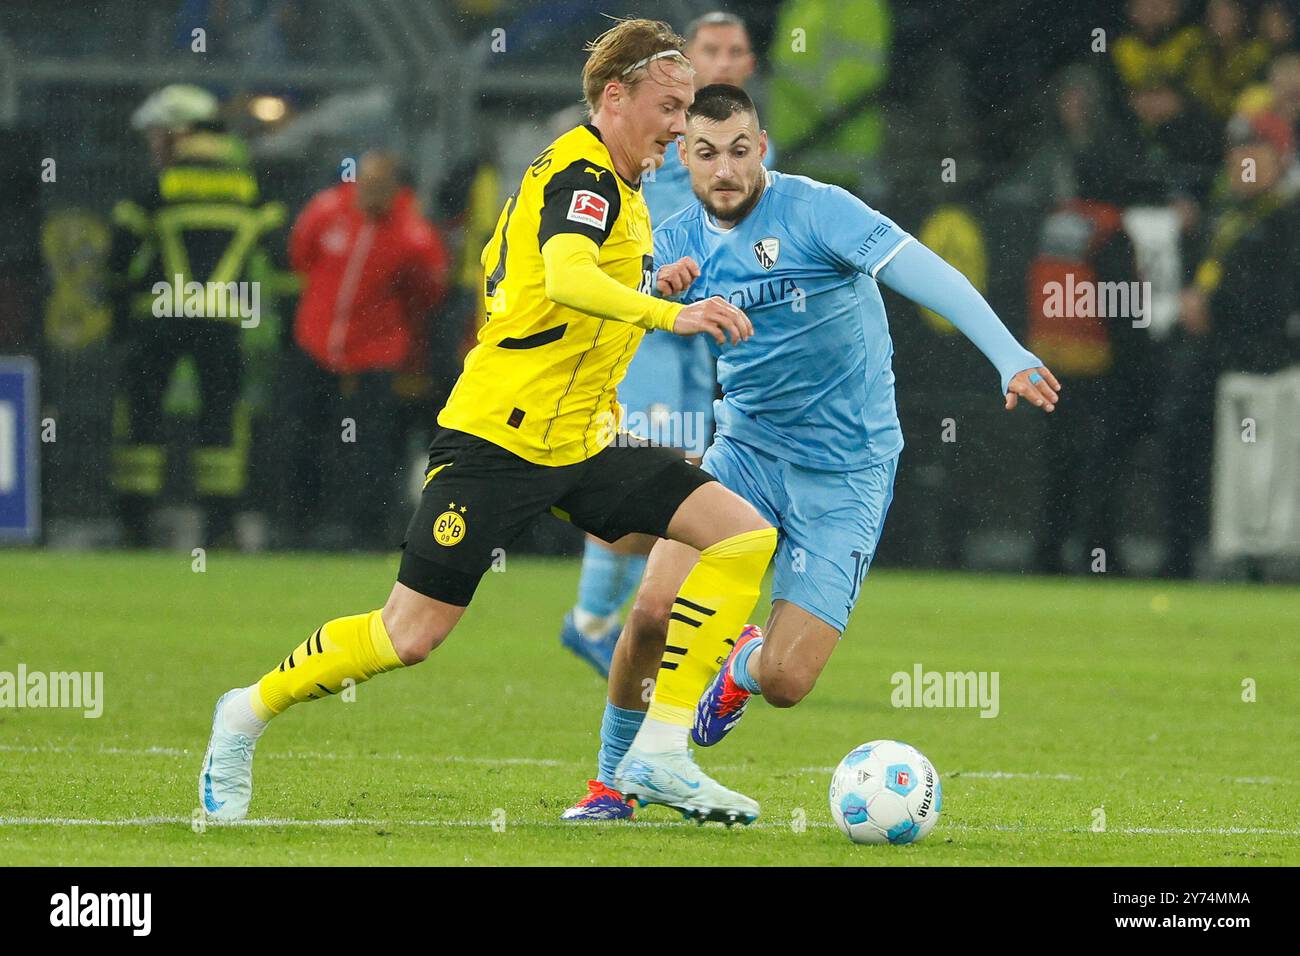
[1025,153,1155,575]
[280,151,449,550]
[290,152,448,373]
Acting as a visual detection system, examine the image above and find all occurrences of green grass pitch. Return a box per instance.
[1,550,1296,866]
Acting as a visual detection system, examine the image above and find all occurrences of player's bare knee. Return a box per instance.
[626,590,673,651]
[761,670,816,709]
[384,615,451,665]
[390,629,438,666]
[382,583,464,666]
[763,680,810,709]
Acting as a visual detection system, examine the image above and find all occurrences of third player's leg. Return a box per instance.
[559,530,656,675]
[560,328,711,676]
[559,440,776,820]
[608,537,699,709]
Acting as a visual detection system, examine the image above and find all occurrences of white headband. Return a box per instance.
[621,49,688,77]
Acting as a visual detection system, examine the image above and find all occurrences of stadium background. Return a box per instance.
[1,0,1297,580]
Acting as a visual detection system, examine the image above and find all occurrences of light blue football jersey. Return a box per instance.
[653,169,911,471]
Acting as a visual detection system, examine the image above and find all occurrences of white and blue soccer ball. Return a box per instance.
[829,740,942,845]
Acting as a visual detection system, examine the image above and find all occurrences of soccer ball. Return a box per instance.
[828,740,942,845]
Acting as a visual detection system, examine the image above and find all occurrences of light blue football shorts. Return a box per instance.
[701,432,898,633]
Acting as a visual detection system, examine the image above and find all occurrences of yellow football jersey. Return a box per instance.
[438,124,656,465]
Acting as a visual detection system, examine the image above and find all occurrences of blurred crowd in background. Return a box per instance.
[0,0,1296,579]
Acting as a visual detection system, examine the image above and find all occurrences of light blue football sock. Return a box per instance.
[575,539,646,621]
[731,636,764,694]
[597,700,646,786]
[615,553,649,608]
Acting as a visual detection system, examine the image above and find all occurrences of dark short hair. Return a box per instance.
[685,11,748,45]
[687,83,758,124]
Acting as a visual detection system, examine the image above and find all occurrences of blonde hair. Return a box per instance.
[581,18,691,116]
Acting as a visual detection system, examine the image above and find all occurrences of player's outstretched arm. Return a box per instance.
[542,236,751,345]
[877,239,1060,413]
[541,232,683,331]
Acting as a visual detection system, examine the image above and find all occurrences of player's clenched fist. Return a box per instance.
[656,256,700,296]
[672,295,753,346]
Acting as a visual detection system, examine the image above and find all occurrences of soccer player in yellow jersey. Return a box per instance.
[199,18,778,825]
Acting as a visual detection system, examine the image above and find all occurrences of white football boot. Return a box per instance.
[614,744,759,825]
[198,689,258,822]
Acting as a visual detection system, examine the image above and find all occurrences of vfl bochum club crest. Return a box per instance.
[753,237,780,271]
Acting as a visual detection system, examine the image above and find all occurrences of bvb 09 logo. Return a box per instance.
[433,503,467,547]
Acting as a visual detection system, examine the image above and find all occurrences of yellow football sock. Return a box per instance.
[648,527,777,726]
[252,609,404,719]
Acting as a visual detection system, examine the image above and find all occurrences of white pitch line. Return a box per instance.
[792,769,1085,780]
[2,817,1299,837]
[264,751,568,767]
[949,771,1083,781]
[0,816,823,831]
[0,744,564,767]
[0,744,1293,787]
[943,823,1300,836]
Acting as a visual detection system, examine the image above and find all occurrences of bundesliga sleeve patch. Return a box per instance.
[566,190,609,230]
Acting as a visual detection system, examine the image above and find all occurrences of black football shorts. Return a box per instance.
[397,427,715,606]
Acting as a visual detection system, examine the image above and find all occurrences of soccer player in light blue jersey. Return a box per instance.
[559,12,775,676]
[564,83,1061,820]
